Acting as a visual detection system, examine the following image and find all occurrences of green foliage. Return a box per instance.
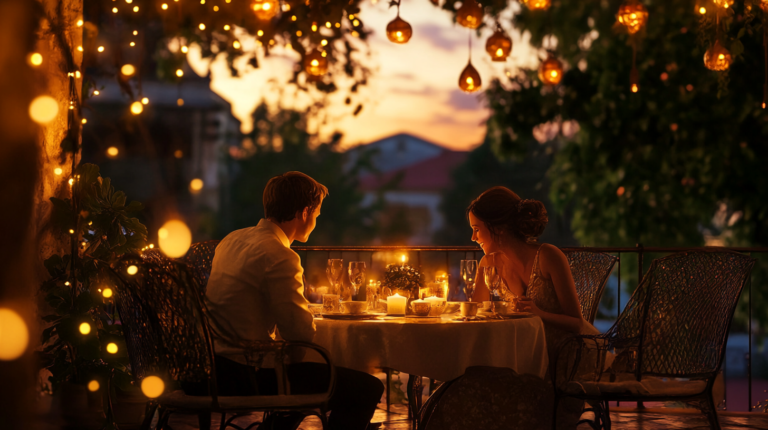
[483,1,768,330]
[221,102,382,245]
[41,163,146,393]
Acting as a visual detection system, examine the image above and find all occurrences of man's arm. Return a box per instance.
[265,250,315,343]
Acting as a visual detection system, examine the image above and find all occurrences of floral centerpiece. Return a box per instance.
[382,263,424,298]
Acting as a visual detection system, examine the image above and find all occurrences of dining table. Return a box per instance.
[307,313,549,427]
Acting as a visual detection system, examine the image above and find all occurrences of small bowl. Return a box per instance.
[444,301,462,314]
[410,301,431,317]
[460,302,479,317]
[340,301,367,314]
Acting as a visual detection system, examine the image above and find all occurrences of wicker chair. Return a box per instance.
[563,250,618,324]
[552,250,755,430]
[183,240,221,293]
[110,255,335,430]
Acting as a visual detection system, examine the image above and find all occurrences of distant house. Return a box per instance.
[348,133,468,244]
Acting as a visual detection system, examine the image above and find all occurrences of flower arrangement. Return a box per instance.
[382,263,424,298]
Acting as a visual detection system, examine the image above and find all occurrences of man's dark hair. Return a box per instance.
[263,172,328,223]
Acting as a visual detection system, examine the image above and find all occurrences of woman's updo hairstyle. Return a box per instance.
[466,186,548,244]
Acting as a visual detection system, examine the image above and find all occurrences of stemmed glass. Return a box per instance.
[484,253,503,319]
[348,261,366,300]
[461,260,478,302]
[326,258,344,299]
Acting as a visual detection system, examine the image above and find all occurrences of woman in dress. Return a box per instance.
[421,187,596,430]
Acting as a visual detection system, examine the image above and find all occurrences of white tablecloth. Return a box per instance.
[309,315,549,381]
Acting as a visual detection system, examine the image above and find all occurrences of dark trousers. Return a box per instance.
[184,355,384,430]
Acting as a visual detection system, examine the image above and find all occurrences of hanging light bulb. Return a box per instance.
[703,40,732,71]
[520,0,551,11]
[458,61,482,93]
[617,0,649,35]
[630,67,639,93]
[486,25,512,62]
[538,54,564,86]
[457,0,483,29]
[252,0,279,20]
[304,49,328,76]
[386,16,412,44]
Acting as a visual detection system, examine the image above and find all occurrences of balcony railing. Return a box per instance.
[292,245,768,412]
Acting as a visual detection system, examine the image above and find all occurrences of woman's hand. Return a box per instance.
[513,297,540,314]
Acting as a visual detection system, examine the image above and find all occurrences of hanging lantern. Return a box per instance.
[386,16,412,44]
[252,0,279,21]
[304,49,328,76]
[616,0,649,35]
[458,61,482,93]
[486,26,512,62]
[430,0,440,5]
[520,0,551,11]
[538,54,563,86]
[703,40,732,71]
[712,0,734,9]
[761,0,768,12]
[457,0,483,29]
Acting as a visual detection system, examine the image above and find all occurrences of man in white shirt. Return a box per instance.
[198,172,384,430]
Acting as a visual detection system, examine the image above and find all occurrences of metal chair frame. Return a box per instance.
[563,250,618,324]
[551,250,755,430]
[108,255,335,430]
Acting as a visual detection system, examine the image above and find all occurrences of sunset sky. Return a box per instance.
[188,0,541,151]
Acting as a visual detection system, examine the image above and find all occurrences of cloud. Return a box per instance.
[447,89,483,111]
[418,23,463,51]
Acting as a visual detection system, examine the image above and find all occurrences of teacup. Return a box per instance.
[410,301,431,316]
[460,302,479,317]
[428,300,446,317]
[340,301,367,314]
[444,302,462,314]
[493,301,513,315]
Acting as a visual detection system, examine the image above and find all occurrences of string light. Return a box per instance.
[133,30,138,36]
[77,19,83,27]
[158,220,192,258]
[699,6,707,14]
[175,150,184,158]
[121,64,136,76]
[141,97,149,105]
[0,308,28,360]
[112,7,118,13]
[93,90,100,96]
[177,98,184,106]
[257,30,264,36]
[291,15,296,21]
[88,380,100,391]
[181,45,189,53]
[107,146,119,157]
[75,71,81,79]
[54,167,63,175]
[106,343,118,354]
[321,39,328,46]
[325,21,332,28]
[81,118,87,124]
[161,3,168,10]
[97,46,105,52]
[133,6,139,12]
[176,69,184,77]
[141,376,165,398]
[189,178,204,192]
[29,96,59,124]
[213,5,219,11]
[311,22,317,31]
[224,25,231,30]
[296,30,302,37]
[79,322,91,335]
[103,288,113,298]
[199,23,206,30]
[127,265,138,275]
[77,46,83,52]
[130,101,143,115]
[68,179,74,186]
[233,40,241,49]
[29,53,43,66]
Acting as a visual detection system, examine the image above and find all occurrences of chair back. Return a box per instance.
[563,250,617,323]
[606,250,754,379]
[111,255,217,392]
[183,240,221,293]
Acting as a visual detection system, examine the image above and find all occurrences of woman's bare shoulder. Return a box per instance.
[536,243,569,271]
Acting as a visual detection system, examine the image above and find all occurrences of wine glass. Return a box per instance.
[348,261,366,300]
[461,260,478,301]
[484,253,503,319]
[326,259,344,295]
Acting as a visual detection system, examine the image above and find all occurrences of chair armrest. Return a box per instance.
[551,334,612,389]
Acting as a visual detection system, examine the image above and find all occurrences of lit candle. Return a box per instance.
[400,254,408,268]
[387,293,407,315]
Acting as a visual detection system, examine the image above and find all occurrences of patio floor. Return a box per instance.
[161,405,768,429]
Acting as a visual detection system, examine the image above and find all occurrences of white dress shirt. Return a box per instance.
[205,219,315,365]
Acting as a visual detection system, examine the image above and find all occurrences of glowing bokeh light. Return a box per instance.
[141,376,165,398]
[0,308,29,361]
[29,96,59,124]
[158,220,192,258]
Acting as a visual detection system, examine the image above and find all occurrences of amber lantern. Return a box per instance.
[386,16,412,44]
[538,54,563,86]
[304,49,328,76]
[617,0,649,34]
[486,26,512,62]
[703,40,732,71]
[712,0,734,9]
[252,0,279,21]
[520,0,551,11]
[761,0,768,12]
[457,0,484,29]
[458,61,482,93]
